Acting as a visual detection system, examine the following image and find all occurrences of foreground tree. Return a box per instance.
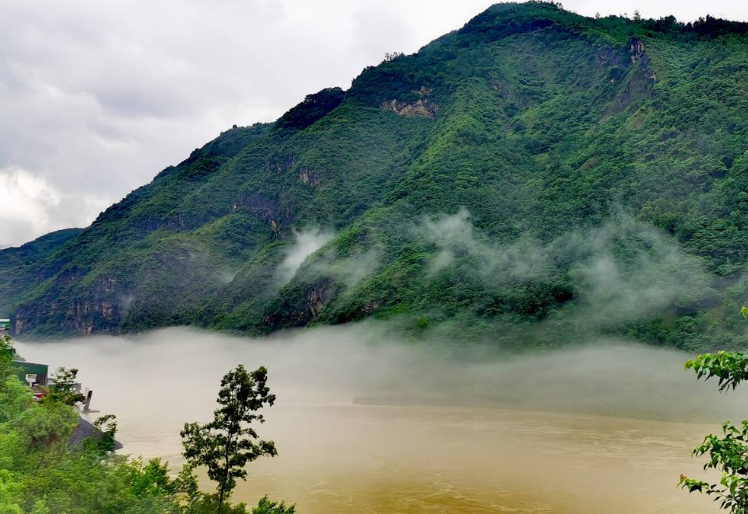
[680,308,748,511]
[46,367,86,406]
[251,496,295,514]
[181,365,277,513]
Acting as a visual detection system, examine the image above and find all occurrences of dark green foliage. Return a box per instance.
[0,228,83,318]
[4,3,748,352]
[275,88,345,130]
[45,367,85,406]
[89,414,119,455]
[251,497,295,514]
[181,365,277,512]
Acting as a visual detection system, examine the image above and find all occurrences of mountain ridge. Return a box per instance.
[3,1,748,351]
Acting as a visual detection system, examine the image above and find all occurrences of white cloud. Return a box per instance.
[0,167,60,245]
[0,167,108,247]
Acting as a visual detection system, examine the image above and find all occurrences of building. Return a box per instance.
[14,360,49,387]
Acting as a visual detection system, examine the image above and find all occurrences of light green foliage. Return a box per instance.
[0,377,30,424]
[0,335,16,380]
[681,422,748,512]
[0,335,30,424]
[182,365,277,512]
[0,470,23,514]
[681,308,748,511]
[686,352,748,392]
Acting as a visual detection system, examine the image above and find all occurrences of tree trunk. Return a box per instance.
[218,432,233,513]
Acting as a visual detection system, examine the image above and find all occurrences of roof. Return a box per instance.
[13,360,48,372]
[68,417,123,451]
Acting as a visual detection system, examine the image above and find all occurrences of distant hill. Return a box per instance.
[4,1,748,351]
[0,228,83,321]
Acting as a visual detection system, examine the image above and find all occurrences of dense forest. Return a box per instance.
[3,2,748,351]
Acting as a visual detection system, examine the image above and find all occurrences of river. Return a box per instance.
[16,326,741,513]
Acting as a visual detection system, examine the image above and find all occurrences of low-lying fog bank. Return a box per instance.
[15,324,738,513]
[15,323,748,424]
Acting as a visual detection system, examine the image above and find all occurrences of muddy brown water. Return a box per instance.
[16,327,738,513]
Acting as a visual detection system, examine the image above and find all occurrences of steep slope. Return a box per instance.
[0,228,83,318]
[4,2,748,351]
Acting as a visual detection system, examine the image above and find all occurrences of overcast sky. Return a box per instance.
[1,0,747,248]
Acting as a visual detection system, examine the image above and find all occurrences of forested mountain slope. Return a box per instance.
[3,2,748,350]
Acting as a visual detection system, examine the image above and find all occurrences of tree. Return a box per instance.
[0,334,16,380]
[181,365,277,513]
[88,414,118,455]
[12,401,79,471]
[0,335,30,424]
[251,496,295,514]
[46,368,85,406]
[383,51,404,62]
[680,308,748,511]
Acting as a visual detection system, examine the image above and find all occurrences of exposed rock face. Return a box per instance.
[261,277,336,329]
[361,300,381,314]
[102,277,117,292]
[380,99,438,118]
[101,302,115,320]
[233,194,291,235]
[630,39,646,64]
[595,45,623,67]
[298,167,320,186]
[308,279,334,318]
[16,296,123,336]
[605,39,656,114]
[266,154,297,175]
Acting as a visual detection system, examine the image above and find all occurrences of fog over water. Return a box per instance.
[15,324,746,513]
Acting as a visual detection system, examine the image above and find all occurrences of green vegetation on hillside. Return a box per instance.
[3,2,748,351]
[0,229,83,318]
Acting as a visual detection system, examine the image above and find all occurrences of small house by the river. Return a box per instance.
[15,360,49,387]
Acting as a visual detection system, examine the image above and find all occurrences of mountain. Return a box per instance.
[3,1,748,350]
[0,228,84,320]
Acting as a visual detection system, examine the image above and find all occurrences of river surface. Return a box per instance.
[16,326,742,513]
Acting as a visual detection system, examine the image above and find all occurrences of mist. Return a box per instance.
[412,208,722,338]
[15,325,737,513]
[276,227,335,285]
[16,324,748,427]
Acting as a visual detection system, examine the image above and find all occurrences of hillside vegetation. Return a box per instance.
[3,1,748,351]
